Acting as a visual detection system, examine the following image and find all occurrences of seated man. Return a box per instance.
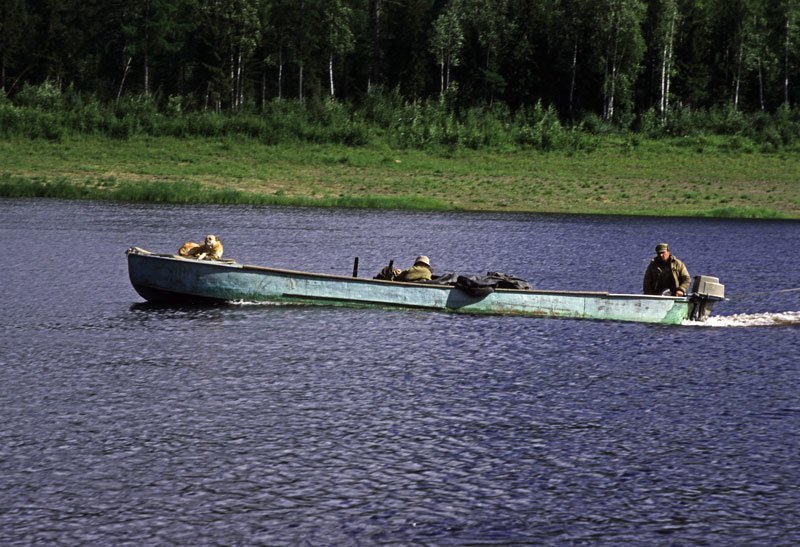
[396,255,433,282]
[643,243,690,296]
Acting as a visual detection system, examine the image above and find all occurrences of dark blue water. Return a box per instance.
[1,199,799,545]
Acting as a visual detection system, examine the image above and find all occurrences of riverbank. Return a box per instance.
[1,135,798,218]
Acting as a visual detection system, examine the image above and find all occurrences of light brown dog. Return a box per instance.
[178,234,223,260]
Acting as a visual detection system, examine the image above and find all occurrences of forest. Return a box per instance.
[1,0,800,148]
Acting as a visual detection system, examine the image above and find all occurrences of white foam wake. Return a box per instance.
[684,311,800,327]
[229,300,296,307]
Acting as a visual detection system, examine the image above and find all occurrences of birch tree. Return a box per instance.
[778,0,800,106]
[198,0,261,110]
[321,0,355,98]
[286,0,316,101]
[119,0,180,96]
[599,0,645,122]
[733,6,749,110]
[430,6,463,95]
[553,0,597,116]
[653,0,680,120]
[260,0,294,101]
[369,0,383,87]
[230,0,261,108]
[746,3,771,111]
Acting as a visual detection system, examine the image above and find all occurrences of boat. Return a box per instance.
[126,247,725,325]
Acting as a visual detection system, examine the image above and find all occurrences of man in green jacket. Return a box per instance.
[643,243,691,296]
[396,255,433,282]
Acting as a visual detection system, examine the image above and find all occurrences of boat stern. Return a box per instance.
[688,275,725,321]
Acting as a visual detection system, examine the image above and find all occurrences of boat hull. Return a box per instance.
[127,249,699,324]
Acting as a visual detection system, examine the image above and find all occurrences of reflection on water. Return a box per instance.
[1,198,799,545]
[166,298,800,328]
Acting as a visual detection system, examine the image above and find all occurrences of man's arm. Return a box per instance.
[643,264,656,294]
[676,261,691,295]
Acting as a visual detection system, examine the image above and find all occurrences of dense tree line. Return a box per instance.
[1,0,799,123]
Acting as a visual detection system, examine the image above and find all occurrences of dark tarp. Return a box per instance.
[421,271,532,296]
[375,266,531,296]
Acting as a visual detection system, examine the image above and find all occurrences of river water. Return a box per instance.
[1,198,798,545]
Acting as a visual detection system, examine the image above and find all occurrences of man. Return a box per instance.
[396,255,433,282]
[643,243,691,296]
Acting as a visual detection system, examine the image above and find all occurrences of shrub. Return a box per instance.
[0,103,21,137]
[2,88,798,153]
[114,93,158,119]
[579,112,613,135]
[663,106,701,137]
[65,99,107,134]
[107,116,134,139]
[512,101,566,150]
[707,105,746,135]
[359,86,406,127]
[774,106,800,146]
[15,81,64,111]
[637,108,665,138]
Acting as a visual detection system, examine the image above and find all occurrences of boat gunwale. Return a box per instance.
[128,249,689,302]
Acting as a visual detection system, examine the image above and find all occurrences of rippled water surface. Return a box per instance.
[1,199,799,545]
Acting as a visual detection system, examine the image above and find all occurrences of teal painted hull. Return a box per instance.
[127,248,702,325]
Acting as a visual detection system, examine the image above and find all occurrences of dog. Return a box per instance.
[178,234,223,260]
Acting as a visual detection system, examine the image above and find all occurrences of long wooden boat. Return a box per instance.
[126,247,725,325]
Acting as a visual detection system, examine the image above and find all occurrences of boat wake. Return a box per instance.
[684,311,800,327]
[230,300,295,307]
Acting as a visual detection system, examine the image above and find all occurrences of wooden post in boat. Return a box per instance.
[352,257,359,277]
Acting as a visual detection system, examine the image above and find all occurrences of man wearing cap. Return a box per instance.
[396,255,433,282]
[643,243,691,296]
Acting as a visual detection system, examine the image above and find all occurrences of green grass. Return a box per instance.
[1,135,798,218]
[0,174,452,211]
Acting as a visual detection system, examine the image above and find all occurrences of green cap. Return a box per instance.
[655,243,669,253]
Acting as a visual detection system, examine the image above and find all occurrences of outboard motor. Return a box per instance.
[689,275,725,321]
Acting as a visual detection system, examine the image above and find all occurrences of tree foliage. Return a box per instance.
[1,0,799,120]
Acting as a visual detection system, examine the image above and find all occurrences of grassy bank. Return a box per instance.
[1,135,798,218]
